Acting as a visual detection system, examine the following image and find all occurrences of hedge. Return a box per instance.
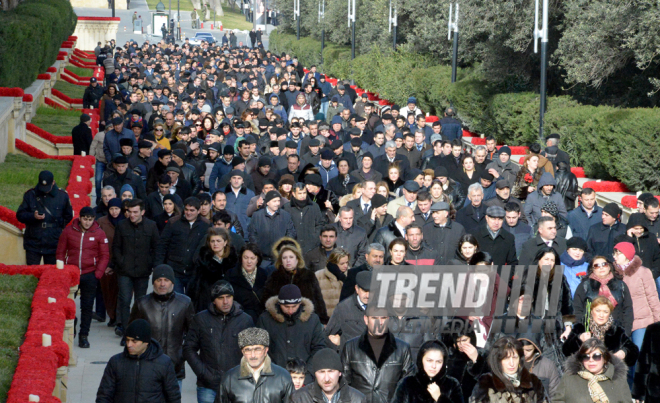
[271,30,660,192]
[0,0,77,88]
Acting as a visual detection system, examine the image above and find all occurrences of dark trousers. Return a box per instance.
[26,251,56,265]
[94,281,106,319]
[173,274,191,295]
[79,272,98,337]
[117,275,149,328]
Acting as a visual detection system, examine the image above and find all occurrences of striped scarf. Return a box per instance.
[577,370,609,403]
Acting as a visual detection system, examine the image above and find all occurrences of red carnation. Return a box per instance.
[524,173,533,183]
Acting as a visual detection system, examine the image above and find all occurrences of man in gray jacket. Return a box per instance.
[524,172,568,227]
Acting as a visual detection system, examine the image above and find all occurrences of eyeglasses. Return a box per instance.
[243,347,265,354]
[580,353,603,362]
[592,262,608,269]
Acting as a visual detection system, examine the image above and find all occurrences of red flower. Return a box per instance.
[524,173,533,183]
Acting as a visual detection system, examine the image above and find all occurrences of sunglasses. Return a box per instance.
[592,262,608,269]
[580,353,603,362]
[196,123,202,127]
[155,128,164,131]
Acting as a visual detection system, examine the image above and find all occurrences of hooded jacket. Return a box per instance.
[391,342,463,403]
[56,219,110,279]
[523,173,568,227]
[256,297,327,371]
[553,353,631,403]
[341,330,414,403]
[614,213,660,278]
[96,339,181,403]
[183,301,255,390]
[517,333,561,399]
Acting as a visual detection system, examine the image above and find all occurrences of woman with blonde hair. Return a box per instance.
[339,182,363,207]
[315,248,350,316]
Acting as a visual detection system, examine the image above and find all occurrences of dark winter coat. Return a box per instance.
[404,243,441,266]
[373,153,410,179]
[155,216,210,276]
[215,356,293,403]
[72,122,93,155]
[282,198,325,254]
[103,171,148,201]
[96,339,181,403]
[357,214,394,242]
[261,267,328,323]
[225,185,256,237]
[304,245,333,273]
[553,165,579,211]
[518,333,561,399]
[309,187,340,220]
[290,377,366,403]
[256,297,327,371]
[325,293,368,352]
[187,246,239,312]
[16,185,73,254]
[523,173,568,227]
[439,116,462,142]
[518,235,567,265]
[391,343,463,403]
[373,221,405,252]
[129,292,195,379]
[586,221,626,257]
[247,208,297,260]
[503,222,534,258]
[572,276,634,335]
[562,322,638,367]
[224,265,267,322]
[422,219,466,264]
[567,205,602,241]
[55,219,110,279]
[334,223,369,267]
[614,213,660,278]
[112,218,160,278]
[455,203,488,235]
[554,354,631,403]
[442,334,487,402]
[470,369,548,403]
[339,264,371,302]
[145,191,183,219]
[474,226,519,266]
[341,330,414,403]
[327,174,360,197]
[183,302,254,390]
[632,321,660,400]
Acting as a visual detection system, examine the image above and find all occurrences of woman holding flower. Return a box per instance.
[511,154,545,200]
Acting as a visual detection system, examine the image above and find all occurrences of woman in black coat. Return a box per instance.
[572,255,634,335]
[392,340,463,403]
[187,228,238,313]
[224,243,268,322]
[562,296,638,368]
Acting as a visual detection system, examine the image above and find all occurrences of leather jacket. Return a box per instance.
[290,377,366,403]
[129,292,195,378]
[341,331,414,403]
[215,356,293,403]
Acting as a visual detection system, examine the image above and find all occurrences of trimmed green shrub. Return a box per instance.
[271,31,660,191]
[0,0,77,88]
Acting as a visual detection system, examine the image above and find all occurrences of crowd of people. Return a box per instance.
[25,36,660,403]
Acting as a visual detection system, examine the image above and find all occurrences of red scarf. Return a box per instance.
[589,272,618,308]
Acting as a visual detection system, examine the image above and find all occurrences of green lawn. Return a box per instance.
[65,66,95,77]
[54,80,86,99]
[0,154,71,211]
[31,107,82,137]
[0,274,38,402]
[146,0,253,31]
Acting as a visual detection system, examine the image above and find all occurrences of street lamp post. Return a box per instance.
[318,0,325,64]
[447,3,459,83]
[533,0,549,143]
[294,0,300,40]
[177,0,180,40]
[348,0,355,59]
[388,0,397,51]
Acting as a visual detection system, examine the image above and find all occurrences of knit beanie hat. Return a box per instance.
[278,284,302,304]
[566,237,588,251]
[125,319,151,342]
[152,264,175,284]
[541,200,558,217]
[603,202,622,221]
[371,194,388,209]
[264,190,280,204]
[311,348,343,372]
[108,197,123,209]
[211,280,234,299]
[238,327,269,348]
[614,242,636,261]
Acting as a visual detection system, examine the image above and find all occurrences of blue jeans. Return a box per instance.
[173,274,191,295]
[95,161,106,200]
[197,386,216,403]
[628,327,647,387]
[178,380,183,393]
[320,100,329,118]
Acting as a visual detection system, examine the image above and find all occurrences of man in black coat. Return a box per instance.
[587,203,626,257]
[326,271,370,352]
[373,141,410,179]
[103,155,148,201]
[96,319,181,403]
[72,113,93,155]
[519,216,568,265]
[334,207,369,266]
[345,180,378,224]
[130,265,195,381]
[339,244,385,301]
[422,202,466,264]
[184,281,254,401]
[166,163,193,201]
[438,107,462,142]
[304,225,338,272]
[372,206,413,253]
[16,170,73,265]
[341,313,414,403]
[455,183,488,235]
[112,199,160,337]
[256,285,326,382]
[248,190,297,261]
[145,174,183,219]
[474,206,519,268]
[83,77,104,109]
[155,197,210,294]
[215,327,294,403]
[282,184,324,254]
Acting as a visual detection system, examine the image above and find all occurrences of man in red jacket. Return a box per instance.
[56,206,110,348]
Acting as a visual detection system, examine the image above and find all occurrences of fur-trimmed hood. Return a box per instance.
[264,296,314,323]
[563,353,627,381]
[615,255,643,277]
